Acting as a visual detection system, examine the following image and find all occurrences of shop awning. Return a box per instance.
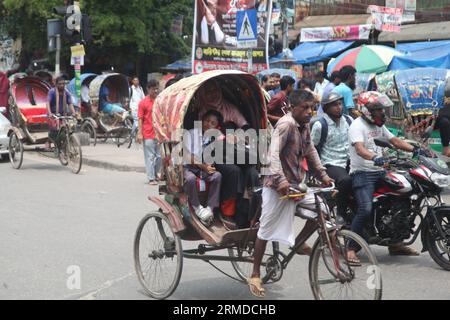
[283,14,371,42]
[389,40,450,70]
[379,21,450,42]
[160,58,191,72]
[295,14,372,29]
[271,41,355,65]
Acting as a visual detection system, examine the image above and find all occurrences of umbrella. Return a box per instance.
[327,45,403,75]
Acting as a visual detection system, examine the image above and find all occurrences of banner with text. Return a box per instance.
[192,0,273,75]
[300,24,371,42]
[368,5,403,32]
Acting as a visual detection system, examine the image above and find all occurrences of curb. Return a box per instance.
[82,158,146,173]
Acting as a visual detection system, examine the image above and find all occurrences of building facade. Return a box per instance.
[294,0,450,23]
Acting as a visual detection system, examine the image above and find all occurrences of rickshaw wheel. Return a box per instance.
[67,134,83,174]
[8,132,23,170]
[134,212,183,300]
[309,229,382,300]
[81,121,97,146]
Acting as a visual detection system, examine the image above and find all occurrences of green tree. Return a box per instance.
[1,0,193,75]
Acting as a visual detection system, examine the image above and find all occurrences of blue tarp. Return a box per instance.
[162,58,191,71]
[389,40,450,71]
[270,41,354,65]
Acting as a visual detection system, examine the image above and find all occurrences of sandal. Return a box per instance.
[247,277,266,298]
[346,252,362,267]
[346,257,362,267]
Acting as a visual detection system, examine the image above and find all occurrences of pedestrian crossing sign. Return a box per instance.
[236,9,257,48]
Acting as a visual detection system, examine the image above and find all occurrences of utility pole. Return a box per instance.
[55,34,61,76]
[280,0,289,50]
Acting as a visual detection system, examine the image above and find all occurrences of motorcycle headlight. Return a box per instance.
[430,173,450,188]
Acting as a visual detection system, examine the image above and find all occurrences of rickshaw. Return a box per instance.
[68,73,98,145]
[7,76,83,174]
[88,73,133,146]
[378,68,449,153]
[133,70,381,300]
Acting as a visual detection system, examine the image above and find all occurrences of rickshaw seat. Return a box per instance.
[14,82,49,124]
[18,104,48,124]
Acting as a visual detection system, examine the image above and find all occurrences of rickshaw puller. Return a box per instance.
[46,76,76,148]
[248,90,334,298]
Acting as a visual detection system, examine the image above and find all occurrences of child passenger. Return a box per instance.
[183,110,223,226]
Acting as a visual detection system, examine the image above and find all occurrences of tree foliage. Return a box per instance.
[1,0,194,74]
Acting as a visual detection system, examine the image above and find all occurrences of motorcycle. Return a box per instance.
[338,128,450,271]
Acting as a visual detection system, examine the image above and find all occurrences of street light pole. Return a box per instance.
[280,0,289,50]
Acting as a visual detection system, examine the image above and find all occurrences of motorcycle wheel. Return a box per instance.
[423,213,450,271]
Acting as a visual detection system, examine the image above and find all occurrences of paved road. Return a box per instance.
[0,154,449,300]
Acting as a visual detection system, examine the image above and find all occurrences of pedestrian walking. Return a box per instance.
[137,80,161,185]
[130,76,145,132]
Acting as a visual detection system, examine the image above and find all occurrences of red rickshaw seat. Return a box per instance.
[18,104,48,124]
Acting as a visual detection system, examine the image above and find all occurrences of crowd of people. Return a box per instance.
[2,67,447,299]
[247,66,437,298]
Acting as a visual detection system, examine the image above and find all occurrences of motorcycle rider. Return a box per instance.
[311,92,353,224]
[347,91,431,264]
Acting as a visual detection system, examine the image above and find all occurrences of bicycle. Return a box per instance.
[48,114,83,174]
[229,183,382,300]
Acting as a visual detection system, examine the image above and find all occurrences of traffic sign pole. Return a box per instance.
[247,49,253,74]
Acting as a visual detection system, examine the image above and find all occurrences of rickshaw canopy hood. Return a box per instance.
[394,68,450,112]
[89,73,129,104]
[153,70,267,143]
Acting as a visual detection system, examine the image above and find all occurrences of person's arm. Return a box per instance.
[354,142,377,161]
[350,123,377,160]
[269,123,291,194]
[137,101,144,143]
[267,94,283,123]
[390,137,414,153]
[47,91,53,115]
[305,136,330,182]
[310,121,322,147]
[342,89,357,118]
[67,93,76,115]
[200,16,209,44]
[211,21,224,43]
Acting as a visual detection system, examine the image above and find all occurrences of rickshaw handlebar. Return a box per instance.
[290,183,336,195]
[31,114,76,120]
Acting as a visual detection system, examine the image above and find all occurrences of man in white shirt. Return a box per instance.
[313,71,329,99]
[130,76,145,131]
[347,91,428,264]
[200,0,224,45]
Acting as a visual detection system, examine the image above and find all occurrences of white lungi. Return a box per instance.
[257,187,326,247]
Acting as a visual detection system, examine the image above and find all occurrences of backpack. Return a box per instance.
[310,115,353,155]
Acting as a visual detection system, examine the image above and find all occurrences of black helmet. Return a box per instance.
[322,92,343,109]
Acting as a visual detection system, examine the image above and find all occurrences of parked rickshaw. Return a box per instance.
[89,73,133,146]
[378,68,449,153]
[68,73,98,145]
[133,70,381,300]
[7,76,83,174]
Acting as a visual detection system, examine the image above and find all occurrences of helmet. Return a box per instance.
[357,91,393,127]
[322,92,343,110]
